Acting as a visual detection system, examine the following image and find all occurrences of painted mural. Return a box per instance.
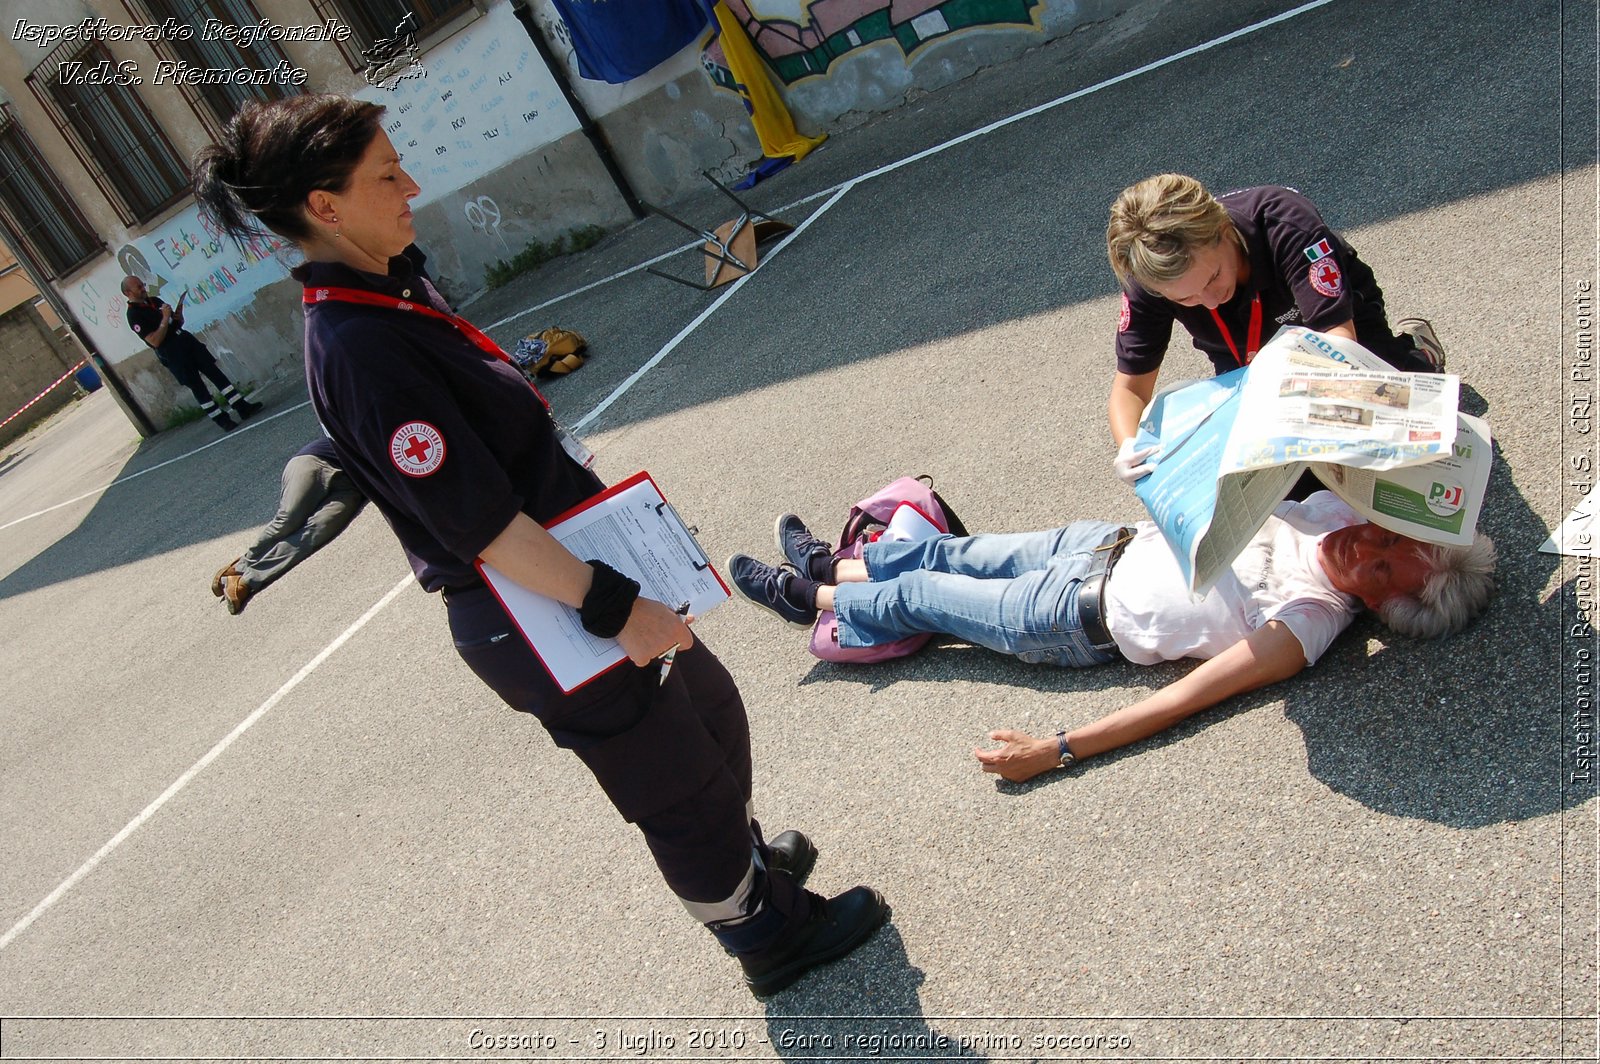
[77,1,581,367]
[703,0,1043,87]
[75,204,296,367]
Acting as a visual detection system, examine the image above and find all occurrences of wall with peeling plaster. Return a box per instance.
[524,0,764,198]
[96,279,307,428]
[9,0,1133,433]
[532,1,1135,197]
[695,0,1132,134]
[410,131,637,296]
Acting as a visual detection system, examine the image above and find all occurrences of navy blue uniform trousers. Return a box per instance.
[158,342,234,404]
[445,585,753,904]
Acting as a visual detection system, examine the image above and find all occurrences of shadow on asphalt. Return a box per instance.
[479,0,1587,439]
[803,446,1575,830]
[761,925,991,1064]
[0,396,327,603]
[1,0,1586,638]
[1282,444,1590,829]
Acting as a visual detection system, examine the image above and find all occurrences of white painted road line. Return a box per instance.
[486,0,1338,321]
[0,401,310,535]
[571,183,855,434]
[0,0,1338,951]
[480,238,705,333]
[3,2,1339,536]
[0,573,416,952]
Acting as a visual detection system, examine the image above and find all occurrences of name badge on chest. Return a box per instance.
[555,423,595,469]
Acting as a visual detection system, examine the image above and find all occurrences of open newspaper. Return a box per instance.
[1132,327,1491,594]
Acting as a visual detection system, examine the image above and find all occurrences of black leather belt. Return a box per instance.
[1076,527,1135,653]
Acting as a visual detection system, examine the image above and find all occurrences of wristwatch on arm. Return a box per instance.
[1055,730,1076,769]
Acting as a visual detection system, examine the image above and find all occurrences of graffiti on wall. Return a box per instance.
[76,2,581,366]
[463,195,511,251]
[75,202,294,365]
[354,1,579,207]
[703,0,1043,88]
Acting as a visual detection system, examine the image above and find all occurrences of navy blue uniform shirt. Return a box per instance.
[127,296,207,362]
[1116,186,1416,376]
[297,249,601,593]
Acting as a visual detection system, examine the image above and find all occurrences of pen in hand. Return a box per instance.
[658,600,692,686]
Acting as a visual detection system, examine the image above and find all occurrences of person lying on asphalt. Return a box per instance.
[728,492,1495,783]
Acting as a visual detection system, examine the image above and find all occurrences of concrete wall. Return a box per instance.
[525,0,764,199]
[0,301,89,446]
[699,0,1132,130]
[17,0,605,429]
[584,66,767,203]
[408,130,635,295]
[2,0,1133,436]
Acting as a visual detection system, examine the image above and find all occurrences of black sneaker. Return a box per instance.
[232,398,264,420]
[727,554,818,626]
[774,514,832,582]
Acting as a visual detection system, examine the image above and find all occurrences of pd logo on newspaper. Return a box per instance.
[1427,478,1465,517]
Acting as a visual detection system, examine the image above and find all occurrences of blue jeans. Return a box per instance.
[831,521,1125,668]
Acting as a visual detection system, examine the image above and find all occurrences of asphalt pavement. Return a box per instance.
[1,0,1595,1059]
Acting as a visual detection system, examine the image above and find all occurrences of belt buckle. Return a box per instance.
[1094,527,1134,575]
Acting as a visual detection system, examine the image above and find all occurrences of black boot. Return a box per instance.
[708,866,888,999]
[200,399,235,432]
[767,831,817,885]
[751,819,817,887]
[739,884,888,998]
[219,384,261,420]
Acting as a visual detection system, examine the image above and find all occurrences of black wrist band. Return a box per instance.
[580,560,640,638]
[1055,730,1076,768]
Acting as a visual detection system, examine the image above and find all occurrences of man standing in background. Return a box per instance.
[124,274,261,432]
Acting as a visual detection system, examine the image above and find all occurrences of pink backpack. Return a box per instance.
[809,475,967,663]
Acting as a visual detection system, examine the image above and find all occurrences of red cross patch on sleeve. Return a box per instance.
[1308,259,1343,298]
[1117,291,1132,332]
[389,421,446,477]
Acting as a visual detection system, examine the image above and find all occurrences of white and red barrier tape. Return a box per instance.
[0,359,88,433]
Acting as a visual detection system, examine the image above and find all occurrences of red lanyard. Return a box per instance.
[1208,294,1262,368]
[303,285,548,407]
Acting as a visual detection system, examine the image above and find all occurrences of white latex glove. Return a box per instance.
[1113,437,1161,485]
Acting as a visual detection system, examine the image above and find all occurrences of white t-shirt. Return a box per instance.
[1104,492,1362,666]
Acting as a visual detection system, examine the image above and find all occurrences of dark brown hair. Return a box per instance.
[193,94,385,245]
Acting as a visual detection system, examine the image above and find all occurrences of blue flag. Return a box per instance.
[548,0,711,84]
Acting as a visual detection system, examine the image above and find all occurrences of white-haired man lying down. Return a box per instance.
[728,492,1497,783]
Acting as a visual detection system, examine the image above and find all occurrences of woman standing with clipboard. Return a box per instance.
[192,95,885,998]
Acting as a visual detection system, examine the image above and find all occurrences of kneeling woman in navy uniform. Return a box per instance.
[1104,174,1448,488]
[192,94,885,997]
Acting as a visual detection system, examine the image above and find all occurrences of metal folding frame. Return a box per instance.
[644,172,795,291]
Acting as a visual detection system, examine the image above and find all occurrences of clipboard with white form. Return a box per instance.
[474,471,730,693]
